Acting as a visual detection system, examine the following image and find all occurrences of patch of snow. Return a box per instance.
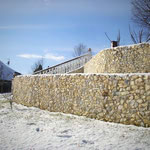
[16,72,150,78]
[0,94,150,150]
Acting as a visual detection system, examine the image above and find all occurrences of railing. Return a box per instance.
[34,51,92,74]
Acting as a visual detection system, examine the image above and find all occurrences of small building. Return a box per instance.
[0,60,21,93]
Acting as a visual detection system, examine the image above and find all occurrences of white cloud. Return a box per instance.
[44,53,65,61]
[17,53,65,61]
[17,54,42,59]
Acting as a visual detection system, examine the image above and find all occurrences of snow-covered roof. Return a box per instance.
[0,60,20,81]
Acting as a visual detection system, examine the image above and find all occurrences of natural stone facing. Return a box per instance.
[84,43,150,73]
[13,73,150,127]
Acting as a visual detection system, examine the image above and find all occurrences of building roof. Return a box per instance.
[0,60,20,81]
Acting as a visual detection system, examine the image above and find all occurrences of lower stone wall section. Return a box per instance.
[13,73,150,127]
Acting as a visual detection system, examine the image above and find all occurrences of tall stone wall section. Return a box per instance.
[13,74,150,127]
[84,43,150,73]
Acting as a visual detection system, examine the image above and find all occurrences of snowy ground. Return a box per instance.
[0,94,150,150]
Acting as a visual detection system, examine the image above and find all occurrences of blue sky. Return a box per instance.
[0,0,133,74]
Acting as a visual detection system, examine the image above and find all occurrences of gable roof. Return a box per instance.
[0,60,20,81]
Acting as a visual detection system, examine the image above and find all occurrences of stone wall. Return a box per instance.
[13,73,150,127]
[84,43,150,73]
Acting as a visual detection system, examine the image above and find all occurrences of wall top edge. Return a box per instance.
[15,73,150,78]
[98,42,150,53]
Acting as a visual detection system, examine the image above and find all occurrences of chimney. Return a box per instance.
[111,41,118,48]
[88,48,92,53]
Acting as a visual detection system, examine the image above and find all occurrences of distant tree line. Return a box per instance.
[73,43,88,57]
[31,59,44,74]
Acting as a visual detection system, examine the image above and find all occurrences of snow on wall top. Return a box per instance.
[16,72,150,78]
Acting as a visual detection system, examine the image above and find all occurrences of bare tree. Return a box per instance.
[131,0,150,30]
[31,59,44,73]
[117,30,121,46]
[129,25,150,44]
[131,0,150,43]
[73,43,88,57]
